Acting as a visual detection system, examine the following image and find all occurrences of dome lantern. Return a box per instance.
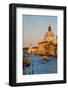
[48,24,52,31]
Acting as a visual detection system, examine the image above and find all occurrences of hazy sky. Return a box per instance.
[23,15,57,47]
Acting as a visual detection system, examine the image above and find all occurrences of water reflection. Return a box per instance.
[23,55,57,75]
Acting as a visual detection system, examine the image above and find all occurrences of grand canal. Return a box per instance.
[23,55,57,75]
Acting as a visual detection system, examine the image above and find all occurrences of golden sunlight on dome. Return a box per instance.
[44,25,57,43]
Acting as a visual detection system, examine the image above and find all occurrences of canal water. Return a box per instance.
[23,55,57,75]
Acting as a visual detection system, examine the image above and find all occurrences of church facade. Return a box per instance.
[28,25,57,57]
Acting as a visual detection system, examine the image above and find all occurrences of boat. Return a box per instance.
[23,55,30,67]
[42,56,49,60]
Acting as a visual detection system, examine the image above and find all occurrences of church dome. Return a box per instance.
[44,25,57,43]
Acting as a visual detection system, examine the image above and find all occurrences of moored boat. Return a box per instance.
[23,55,30,67]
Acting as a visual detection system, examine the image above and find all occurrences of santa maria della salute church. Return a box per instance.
[28,25,57,57]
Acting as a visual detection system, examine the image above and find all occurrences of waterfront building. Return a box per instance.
[28,43,37,54]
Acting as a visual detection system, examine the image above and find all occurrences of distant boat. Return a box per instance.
[42,56,49,60]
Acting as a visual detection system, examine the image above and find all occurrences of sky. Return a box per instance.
[23,15,57,48]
